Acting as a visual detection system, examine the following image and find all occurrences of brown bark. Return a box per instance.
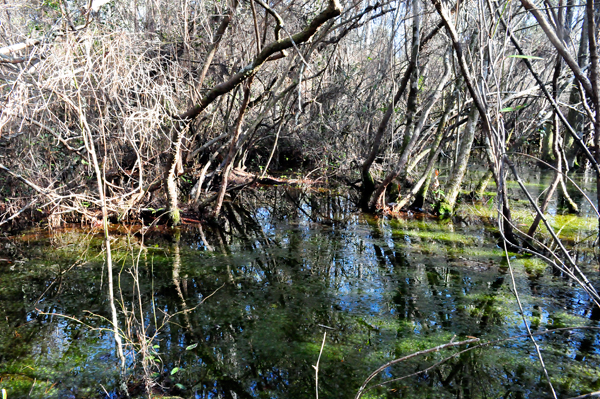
[178,0,342,121]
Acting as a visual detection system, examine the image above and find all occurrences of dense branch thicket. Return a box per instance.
[1,0,599,244]
[3,1,600,397]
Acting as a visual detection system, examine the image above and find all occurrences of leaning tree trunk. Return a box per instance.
[360,0,421,210]
[410,117,447,209]
[411,81,459,209]
[163,0,342,222]
[194,0,239,102]
[432,0,517,246]
[359,19,444,210]
[438,105,479,215]
[472,169,494,199]
[368,46,451,211]
[213,77,254,218]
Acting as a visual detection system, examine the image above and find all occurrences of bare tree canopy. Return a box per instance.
[0,0,599,241]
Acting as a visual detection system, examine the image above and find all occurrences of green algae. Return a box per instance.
[0,183,599,398]
[522,257,548,275]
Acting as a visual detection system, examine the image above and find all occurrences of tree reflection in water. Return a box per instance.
[0,186,599,398]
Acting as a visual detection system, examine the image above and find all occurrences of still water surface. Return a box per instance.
[1,179,599,398]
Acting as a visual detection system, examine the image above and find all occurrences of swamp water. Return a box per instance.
[1,176,600,398]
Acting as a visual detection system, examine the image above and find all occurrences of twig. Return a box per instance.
[37,309,121,336]
[313,332,327,399]
[566,391,600,399]
[0,39,40,55]
[0,163,49,195]
[503,239,557,399]
[34,260,86,305]
[354,338,480,399]
[505,157,600,302]
[356,327,600,398]
[28,378,36,396]
[0,198,37,226]
[510,152,598,217]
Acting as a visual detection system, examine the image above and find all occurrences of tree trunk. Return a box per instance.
[564,14,589,167]
[213,77,254,218]
[179,0,341,121]
[359,20,444,210]
[433,0,517,246]
[194,0,239,103]
[472,169,494,199]
[163,0,341,222]
[165,125,184,226]
[528,57,565,238]
[411,86,457,209]
[540,126,554,164]
[360,0,421,210]
[587,0,600,237]
[495,0,600,178]
[368,46,451,210]
[558,176,579,213]
[438,105,479,215]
